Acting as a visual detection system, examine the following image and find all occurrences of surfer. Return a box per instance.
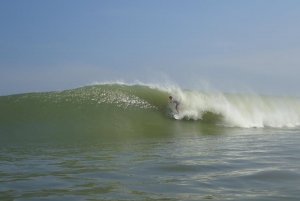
[169,96,180,113]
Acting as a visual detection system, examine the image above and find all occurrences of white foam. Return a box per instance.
[166,88,300,128]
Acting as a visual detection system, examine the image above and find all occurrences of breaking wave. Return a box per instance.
[1,82,300,141]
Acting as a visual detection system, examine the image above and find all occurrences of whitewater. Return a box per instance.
[163,86,300,128]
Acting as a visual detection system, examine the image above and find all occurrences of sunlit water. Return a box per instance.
[1,127,300,201]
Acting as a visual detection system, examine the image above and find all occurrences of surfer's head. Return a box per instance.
[169,96,173,100]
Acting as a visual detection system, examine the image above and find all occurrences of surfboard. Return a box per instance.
[173,113,180,120]
[173,114,180,120]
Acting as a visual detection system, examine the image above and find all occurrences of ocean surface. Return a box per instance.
[1,83,300,201]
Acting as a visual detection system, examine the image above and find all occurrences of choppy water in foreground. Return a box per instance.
[1,84,300,200]
[1,128,300,201]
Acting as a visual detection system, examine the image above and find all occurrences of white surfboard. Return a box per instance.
[173,113,180,120]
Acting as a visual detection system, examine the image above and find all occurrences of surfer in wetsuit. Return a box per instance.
[169,96,180,113]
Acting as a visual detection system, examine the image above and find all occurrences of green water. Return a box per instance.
[1,84,300,200]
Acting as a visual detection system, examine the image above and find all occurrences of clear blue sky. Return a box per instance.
[1,0,300,95]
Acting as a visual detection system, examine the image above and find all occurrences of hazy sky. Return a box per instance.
[1,0,300,95]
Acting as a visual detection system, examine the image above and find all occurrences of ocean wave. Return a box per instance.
[1,82,300,130]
